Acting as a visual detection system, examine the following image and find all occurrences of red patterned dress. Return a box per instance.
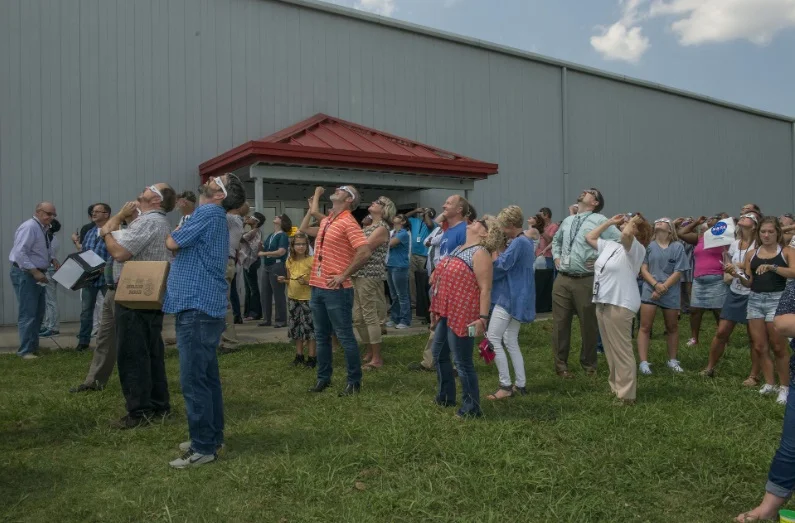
[430,245,484,337]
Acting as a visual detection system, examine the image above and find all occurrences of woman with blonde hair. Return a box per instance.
[637,217,689,374]
[429,214,499,418]
[352,196,394,370]
[701,212,759,379]
[486,205,535,400]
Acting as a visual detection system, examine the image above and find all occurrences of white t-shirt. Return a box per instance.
[727,239,753,296]
[593,238,646,313]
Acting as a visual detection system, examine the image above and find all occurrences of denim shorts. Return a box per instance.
[747,291,784,322]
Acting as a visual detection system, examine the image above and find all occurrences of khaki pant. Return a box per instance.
[552,273,598,373]
[84,289,116,387]
[596,303,637,400]
[222,259,238,344]
[377,282,387,326]
[353,277,385,344]
[408,254,426,306]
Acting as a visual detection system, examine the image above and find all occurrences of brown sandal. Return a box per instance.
[742,375,760,388]
[486,386,513,401]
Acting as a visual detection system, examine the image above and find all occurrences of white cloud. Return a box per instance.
[590,0,650,62]
[591,23,650,63]
[354,0,396,16]
[592,0,795,63]
[650,0,795,45]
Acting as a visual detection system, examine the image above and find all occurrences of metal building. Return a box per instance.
[1,0,793,325]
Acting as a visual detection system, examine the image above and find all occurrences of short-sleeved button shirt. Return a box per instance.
[309,210,368,290]
[115,210,171,262]
[163,204,229,318]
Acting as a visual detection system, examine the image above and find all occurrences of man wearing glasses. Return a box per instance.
[9,202,59,360]
[164,174,246,468]
[300,185,372,396]
[550,188,620,378]
[100,183,176,429]
[70,203,112,352]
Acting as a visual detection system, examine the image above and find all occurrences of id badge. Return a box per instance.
[562,255,570,268]
[592,281,599,296]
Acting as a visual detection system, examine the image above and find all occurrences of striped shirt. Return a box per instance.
[309,210,368,290]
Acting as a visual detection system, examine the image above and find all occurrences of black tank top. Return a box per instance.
[750,247,787,293]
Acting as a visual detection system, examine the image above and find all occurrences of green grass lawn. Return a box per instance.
[0,317,790,522]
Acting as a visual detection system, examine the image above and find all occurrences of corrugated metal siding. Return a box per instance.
[0,0,792,324]
[566,71,794,219]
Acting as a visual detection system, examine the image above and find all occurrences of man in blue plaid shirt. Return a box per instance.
[70,203,112,352]
[164,173,246,469]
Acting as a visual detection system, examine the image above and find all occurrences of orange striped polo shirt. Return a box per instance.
[309,210,368,289]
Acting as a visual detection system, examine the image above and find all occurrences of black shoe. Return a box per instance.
[304,357,317,369]
[338,383,361,397]
[273,323,286,328]
[292,354,305,367]
[308,380,331,393]
[233,316,244,325]
[257,321,272,327]
[75,343,90,352]
[512,385,528,396]
[69,382,102,393]
[407,362,434,372]
[111,414,152,430]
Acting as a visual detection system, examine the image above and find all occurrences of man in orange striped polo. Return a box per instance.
[300,186,373,396]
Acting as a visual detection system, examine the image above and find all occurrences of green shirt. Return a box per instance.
[551,211,621,274]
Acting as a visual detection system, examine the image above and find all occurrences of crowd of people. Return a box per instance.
[9,182,795,519]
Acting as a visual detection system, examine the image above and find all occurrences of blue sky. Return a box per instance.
[328,0,795,118]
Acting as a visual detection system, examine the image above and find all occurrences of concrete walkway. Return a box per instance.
[0,317,433,354]
[1,312,552,354]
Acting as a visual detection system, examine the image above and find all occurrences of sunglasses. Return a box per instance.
[147,185,164,200]
[477,219,489,232]
[212,177,228,198]
[337,186,356,200]
[373,198,386,206]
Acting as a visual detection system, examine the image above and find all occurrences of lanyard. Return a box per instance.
[566,214,589,254]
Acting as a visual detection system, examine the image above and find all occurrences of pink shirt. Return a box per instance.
[693,235,725,278]
[536,222,559,258]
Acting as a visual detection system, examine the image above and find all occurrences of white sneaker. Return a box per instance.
[385,321,395,328]
[169,449,217,469]
[667,359,684,373]
[777,386,789,405]
[395,324,409,329]
[759,384,779,396]
[178,441,225,453]
[21,354,39,360]
[639,361,652,375]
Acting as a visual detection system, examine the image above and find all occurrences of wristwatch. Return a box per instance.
[479,314,489,320]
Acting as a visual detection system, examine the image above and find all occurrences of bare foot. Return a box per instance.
[362,353,372,363]
[735,494,788,522]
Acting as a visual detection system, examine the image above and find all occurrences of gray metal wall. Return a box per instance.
[1,0,793,324]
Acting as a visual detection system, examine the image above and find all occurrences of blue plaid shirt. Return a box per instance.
[163,203,229,318]
[82,226,111,287]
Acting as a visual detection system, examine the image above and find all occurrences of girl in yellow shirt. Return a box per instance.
[279,232,316,367]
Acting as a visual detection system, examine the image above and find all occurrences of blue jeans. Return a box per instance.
[767,353,795,498]
[310,287,362,385]
[10,266,46,356]
[79,286,105,345]
[387,267,411,326]
[432,317,481,417]
[175,310,226,455]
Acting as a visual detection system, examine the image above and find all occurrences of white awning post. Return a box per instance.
[251,164,264,213]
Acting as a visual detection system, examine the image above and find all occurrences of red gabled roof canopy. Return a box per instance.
[199,113,498,181]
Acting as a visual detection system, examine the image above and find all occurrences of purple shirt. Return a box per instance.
[9,217,52,270]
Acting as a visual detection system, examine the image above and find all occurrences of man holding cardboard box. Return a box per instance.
[164,173,246,468]
[100,183,176,430]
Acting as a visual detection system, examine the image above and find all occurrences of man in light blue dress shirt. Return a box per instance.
[551,189,621,378]
[9,202,58,359]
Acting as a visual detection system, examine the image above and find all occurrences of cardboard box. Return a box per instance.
[115,261,170,310]
[52,250,107,291]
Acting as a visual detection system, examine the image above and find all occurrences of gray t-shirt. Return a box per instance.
[227,214,244,258]
[116,210,171,262]
[644,241,688,284]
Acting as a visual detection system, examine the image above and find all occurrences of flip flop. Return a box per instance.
[362,363,382,371]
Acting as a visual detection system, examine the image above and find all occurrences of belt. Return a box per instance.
[12,262,48,272]
[559,271,594,279]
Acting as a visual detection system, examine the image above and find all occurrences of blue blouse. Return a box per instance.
[387,229,410,269]
[492,235,536,323]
